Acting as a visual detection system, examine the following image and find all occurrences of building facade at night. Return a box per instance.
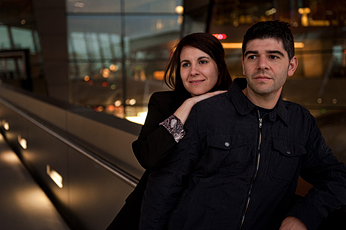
[2,0,345,121]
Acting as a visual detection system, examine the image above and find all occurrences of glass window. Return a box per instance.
[66,0,121,13]
[66,0,183,122]
[70,60,123,105]
[123,14,181,122]
[0,58,20,77]
[124,15,181,57]
[0,0,45,95]
[69,32,88,60]
[11,28,36,53]
[124,15,181,41]
[124,0,183,13]
[33,31,42,54]
[0,25,11,49]
[67,15,122,71]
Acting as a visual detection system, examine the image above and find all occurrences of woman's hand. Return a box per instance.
[173,90,227,124]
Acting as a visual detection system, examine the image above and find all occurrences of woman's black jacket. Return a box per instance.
[106,90,183,230]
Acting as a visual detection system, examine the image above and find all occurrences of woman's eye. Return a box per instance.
[199,60,207,64]
[181,63,190,67]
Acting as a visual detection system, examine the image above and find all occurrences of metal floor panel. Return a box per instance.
[0,134,71,230]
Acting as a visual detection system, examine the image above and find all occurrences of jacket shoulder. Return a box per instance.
[283,100,312,116]
[195,91,229,110]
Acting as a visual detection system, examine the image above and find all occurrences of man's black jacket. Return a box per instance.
[140,78,346,230]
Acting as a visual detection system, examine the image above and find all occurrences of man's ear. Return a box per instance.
[288,56,298,77]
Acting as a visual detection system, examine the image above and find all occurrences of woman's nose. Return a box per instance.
[189,64,200,75]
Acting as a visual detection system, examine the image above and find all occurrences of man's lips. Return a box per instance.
[255,75,271,80]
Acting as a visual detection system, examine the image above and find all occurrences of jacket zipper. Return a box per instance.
[239,110,263,229]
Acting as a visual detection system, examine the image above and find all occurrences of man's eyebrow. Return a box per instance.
[244,50,285,57]
[267,50,285,57]
[244,51,258,57]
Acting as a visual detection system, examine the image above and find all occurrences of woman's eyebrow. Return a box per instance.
[181,56,210,63]
[197,56,210,60]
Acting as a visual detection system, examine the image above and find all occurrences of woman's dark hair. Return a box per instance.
[164,33,232,98]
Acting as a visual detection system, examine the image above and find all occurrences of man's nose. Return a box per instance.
[257,56,269,70]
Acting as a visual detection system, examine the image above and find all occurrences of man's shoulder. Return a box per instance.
[283,100,309,111]
[193,92,231,116]
[196,91,229,107]
[282,100,312,119]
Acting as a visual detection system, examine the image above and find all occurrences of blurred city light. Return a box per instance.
[126,112,147,125]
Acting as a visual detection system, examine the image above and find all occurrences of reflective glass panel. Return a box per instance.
[124,0,183,13]
[11,28,36,53]
[66,0,182,121]
[66,0,121,13]
[124,15,181,46]
[0,26,11,49]
[70,60,123,107]
[67,15,122,67]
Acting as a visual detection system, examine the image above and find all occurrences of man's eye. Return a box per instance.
[248,55,256,60]
[270,55,278,59]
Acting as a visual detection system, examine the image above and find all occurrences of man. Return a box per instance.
[139,21,346,230]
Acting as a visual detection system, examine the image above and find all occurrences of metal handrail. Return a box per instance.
[0,97,139,187]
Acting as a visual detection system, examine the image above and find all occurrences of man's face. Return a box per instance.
[242,38,298,99]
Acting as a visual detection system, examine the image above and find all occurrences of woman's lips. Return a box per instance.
[190,80,205,84]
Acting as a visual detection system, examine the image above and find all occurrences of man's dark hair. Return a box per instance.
[242,20,295,60]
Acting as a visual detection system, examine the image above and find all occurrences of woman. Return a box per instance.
[106,32,232,230]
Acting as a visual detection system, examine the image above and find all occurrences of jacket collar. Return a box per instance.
[228,78,289,125]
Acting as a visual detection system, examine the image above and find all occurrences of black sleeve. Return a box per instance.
[287,114,346,229]
[132,92,178,170]
[139,105,202,230]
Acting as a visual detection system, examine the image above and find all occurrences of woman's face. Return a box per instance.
[180,46,219,97]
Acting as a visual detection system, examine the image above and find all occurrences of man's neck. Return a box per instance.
[242,87,280,110]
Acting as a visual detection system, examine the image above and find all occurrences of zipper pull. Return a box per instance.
[259,117,262,129]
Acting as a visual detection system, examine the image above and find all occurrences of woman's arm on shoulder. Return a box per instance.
[133,90,226,170]
[174,91,226,124]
